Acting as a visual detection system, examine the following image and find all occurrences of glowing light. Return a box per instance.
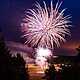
[35,47,52,70]
[54,64,62,72]
[21,0,71,49]
[21,0,71,69]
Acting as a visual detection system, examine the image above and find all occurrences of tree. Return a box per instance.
[0,31,29,80]
[44,64,56,80]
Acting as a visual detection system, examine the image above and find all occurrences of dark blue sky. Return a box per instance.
[0,0,80,55]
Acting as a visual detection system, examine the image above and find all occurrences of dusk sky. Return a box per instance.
[0,0,80,56]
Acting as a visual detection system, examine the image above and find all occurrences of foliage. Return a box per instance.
[0,33,29,80]
[44,64,56,80]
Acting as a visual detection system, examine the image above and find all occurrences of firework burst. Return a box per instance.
[35,47,52,70]
[21,0,71,49]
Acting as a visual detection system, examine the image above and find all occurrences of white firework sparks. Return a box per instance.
[21,0,72,70]
[35,47,52,70]
[21,0,71,49]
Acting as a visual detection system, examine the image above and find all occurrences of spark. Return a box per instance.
[35,47,52,70]
[21,0,71,49]
[21,0,71,69]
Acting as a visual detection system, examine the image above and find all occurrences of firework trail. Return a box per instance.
[21,0,71,69]
[21,0,71,49]
[35,47,52,70]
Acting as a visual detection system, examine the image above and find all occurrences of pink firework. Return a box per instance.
[21,0,71,49]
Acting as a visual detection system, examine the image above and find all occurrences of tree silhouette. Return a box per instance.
[0,32,29,80]
[44,64,56,80]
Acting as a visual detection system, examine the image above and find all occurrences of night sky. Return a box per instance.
[0,0,80,56]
